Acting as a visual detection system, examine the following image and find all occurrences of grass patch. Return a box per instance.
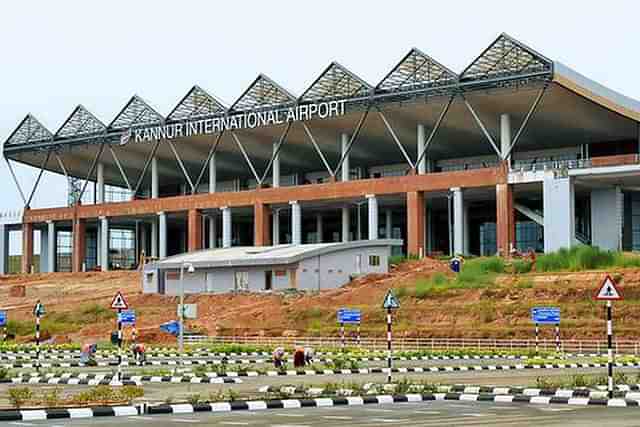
[536,246,640,272]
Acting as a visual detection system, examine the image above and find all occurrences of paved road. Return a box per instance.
[2,400,640,426]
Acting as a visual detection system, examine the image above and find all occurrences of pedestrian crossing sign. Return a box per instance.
[110,291,129,310]
[382,289,400,310]
[595,275,623,301]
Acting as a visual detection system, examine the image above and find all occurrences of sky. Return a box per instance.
[1,0,639,216]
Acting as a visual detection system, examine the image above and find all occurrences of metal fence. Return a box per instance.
[184,335,640,355]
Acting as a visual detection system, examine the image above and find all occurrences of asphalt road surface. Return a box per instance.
[2,400,640,426]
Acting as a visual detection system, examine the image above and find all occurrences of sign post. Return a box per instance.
[382,290,400,383]
[530,307,561,355]
[111,291,129,382]
[595,275,623,399]
[337,309,361,351]
[32,301,45,372]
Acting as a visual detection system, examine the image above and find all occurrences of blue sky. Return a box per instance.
[1,0,638,214]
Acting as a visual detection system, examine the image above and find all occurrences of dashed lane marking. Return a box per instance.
[128,416,155,421]
[171,418,201,423]
[322,415,353,420]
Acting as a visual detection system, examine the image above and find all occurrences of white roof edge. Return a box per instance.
[151,239,404,270]
[553,61,640,122]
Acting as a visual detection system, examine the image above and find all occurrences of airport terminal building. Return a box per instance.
[3,33,640,274]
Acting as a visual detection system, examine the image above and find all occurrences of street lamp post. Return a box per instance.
[179,262,195,354]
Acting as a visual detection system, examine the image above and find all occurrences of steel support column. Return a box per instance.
[272,209,280,246]
[340,133,350,182]
[221,207,232,249]
[417,124,426,174]
[96,163,105,204]
[151,156,159,199]
[451,187,464,256]
[342,207,350,242]
[151,217,158,258]
[316,214,323,243]
[158,212,167,259]
[367,194,379,240]
[0,225,8,274]
[100,216,109,271]
[290,201,301,245]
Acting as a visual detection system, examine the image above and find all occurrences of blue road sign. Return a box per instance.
[118,310,136,326]
[160,320,180,336]
[337,309,361,324]
[531,307,560,324]
[0,311,6,327]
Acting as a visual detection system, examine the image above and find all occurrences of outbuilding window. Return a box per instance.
[234,271,249,291]
[369,255,380,266]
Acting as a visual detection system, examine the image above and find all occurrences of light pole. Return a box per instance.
[179,262,195,354]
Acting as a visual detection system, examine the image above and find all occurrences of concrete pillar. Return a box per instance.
[208,215,217,248]
[290,201,301,245]
[272,209,280,245]
[139,222,147,258]
[151,156,159,199]
[100,216,109,271]
[272,142,280,188]
[0,225,7,274]
[341,207,350,242]
[221,207,232,249]
[426,205,433,254]
[463,202,471,255]
[356,204,362,240]
[385,209,392,239]
[591,187,623,251]
[254,202,271,246]
[543,172,575,253]
[417,124,426,174]
[72,219,85,273]
[96,162,105,204]
[341,133,350,182]
[21,223,34,273]
[316,214,323,243]
[496,183,516,256]
[151,218,158,258]
[209,153,216,193]
[407,191,425,257]
[39,226,48,273]
[451,187,464,255]
[500,113,512,163]
[47,221,56,272]
[188,209,203,252]
[367,195,378,240]
[158,212,167,258]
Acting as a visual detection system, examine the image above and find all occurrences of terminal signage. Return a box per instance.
[337,308,361,324]
[531,307,560,324]
[0,311,6,327]
[122,100,347,145]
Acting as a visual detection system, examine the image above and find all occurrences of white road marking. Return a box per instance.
[322,415,353,420]
[219,422,250,426]
[128,416,155,421]
[9,423,36,426]
[364,408,394,412]
[413,410,441,415]
[536,407,577,412]
[171,418,201,423]
[275,413,306,417]
[461,413,489,417]
[368,419,405,423]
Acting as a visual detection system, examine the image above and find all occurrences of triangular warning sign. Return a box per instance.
[111,291,129,310]
[595,275,623,301]
[382,289,400,310]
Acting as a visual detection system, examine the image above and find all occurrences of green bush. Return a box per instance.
[512,259,532,274]
[8,387,33,408]
[535,246,640,272]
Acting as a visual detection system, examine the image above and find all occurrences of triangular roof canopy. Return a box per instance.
[5,114,52,146]
[460,33,552,82]
[300,62,372,103]
[376,48,458,93]
[167,85,227,121]
[108,95,164,130]
[230,74,296,112]
[55,105,106,138]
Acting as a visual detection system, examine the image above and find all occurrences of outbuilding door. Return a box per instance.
[205,272,215,293]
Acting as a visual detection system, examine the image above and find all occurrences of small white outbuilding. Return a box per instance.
[142,239,402,295]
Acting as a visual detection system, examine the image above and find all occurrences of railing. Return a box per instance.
[184,335,640,355]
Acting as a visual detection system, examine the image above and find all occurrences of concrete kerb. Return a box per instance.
[6,361,640,382]
[0,404,143,422]
[3,375,243,385]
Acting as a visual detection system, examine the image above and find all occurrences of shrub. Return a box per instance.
[8,387,33,408]
[536,246,640,272]
[512,259,532,274]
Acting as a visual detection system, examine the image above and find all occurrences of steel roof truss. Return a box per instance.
[55,105,106,138]
[377,48,458,93]
[167,140,195,193]
[4,158,27,205]
[5,114,53,146]
[260,121,293,184]
[231,133,262,185]
[192,130,225,194]
[377,108,415,169]
[25,149,52,209]
[109,96,164,130]
[302,123,334,177]
[77,143,105,205]
[107,145,133,192]
[300,62,372,102]
[231,75,295,112]
[167,85,227,121]
[333,106,371,177]
[415,95,455,171]
[132,140,162,196]
[504,85,548,159]
[463,97,502,158]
